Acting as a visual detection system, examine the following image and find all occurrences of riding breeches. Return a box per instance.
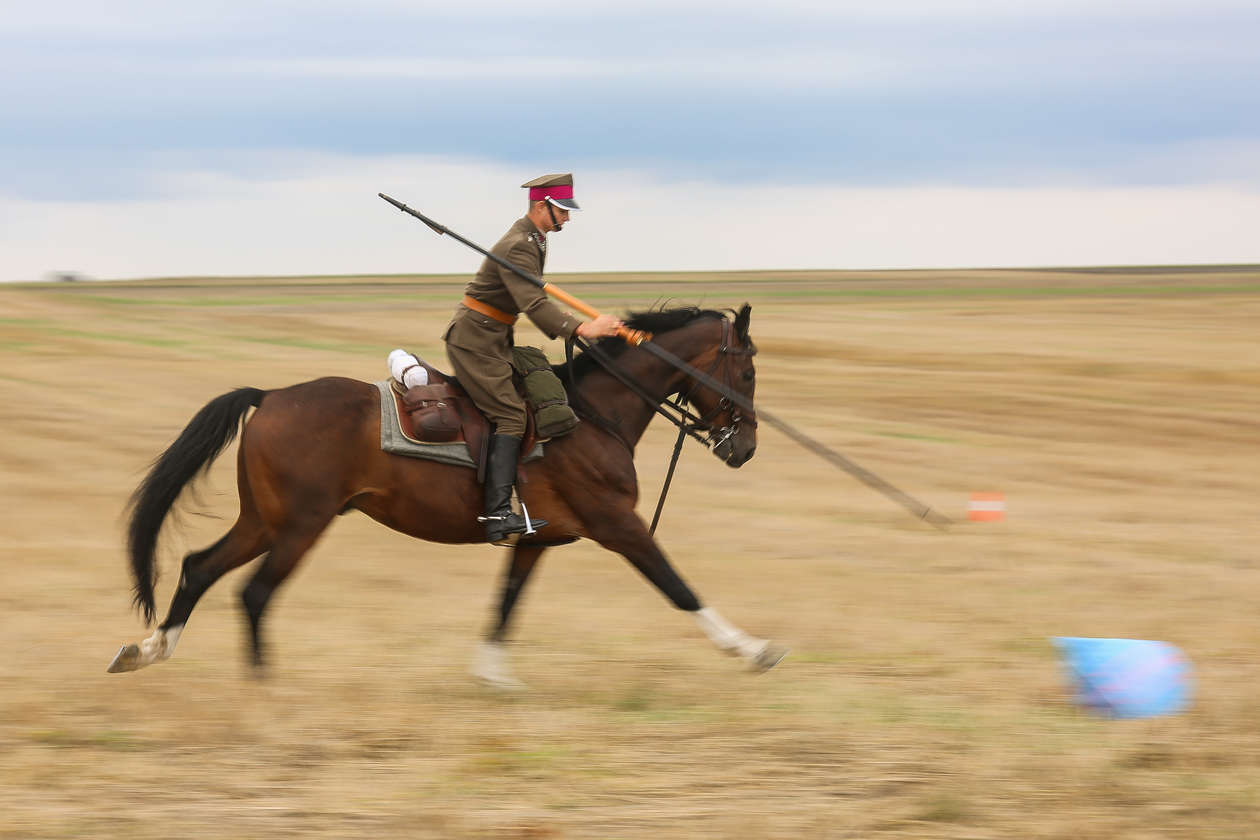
[445,342,528,438]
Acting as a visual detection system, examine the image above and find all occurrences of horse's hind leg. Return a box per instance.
[239,512,336,673]
[107,518,268,673]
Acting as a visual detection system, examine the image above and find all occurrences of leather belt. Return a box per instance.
[462,295,518,325]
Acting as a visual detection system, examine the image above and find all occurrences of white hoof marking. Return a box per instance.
[693,607,784,670]
[106,625,184,674]
[471,641,527,691]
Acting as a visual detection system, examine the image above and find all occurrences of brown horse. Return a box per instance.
[108,304,786,686]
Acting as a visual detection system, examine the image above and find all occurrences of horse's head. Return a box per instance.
[685,303,758,468]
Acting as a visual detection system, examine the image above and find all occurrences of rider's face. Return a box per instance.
[544,204,570,232]
[533,201,570,232]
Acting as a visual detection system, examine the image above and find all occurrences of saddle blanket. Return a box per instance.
[375,380,544,469]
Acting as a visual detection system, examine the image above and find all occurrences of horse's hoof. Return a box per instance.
[473,671,528,692]
[749,643,789,673]
[471,641,527,691]
[106,643,141,674]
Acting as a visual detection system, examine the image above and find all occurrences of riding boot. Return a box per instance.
[480,434,548,544]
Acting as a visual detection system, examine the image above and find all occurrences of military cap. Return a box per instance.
[521,173,580,211]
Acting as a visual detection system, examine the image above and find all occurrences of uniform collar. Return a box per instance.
[522,216,546,250]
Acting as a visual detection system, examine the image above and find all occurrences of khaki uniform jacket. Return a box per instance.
[441,216,579,437]
[443,216,579,352]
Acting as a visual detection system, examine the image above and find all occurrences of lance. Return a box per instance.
[379,193,651,346]
[379,192,951,530]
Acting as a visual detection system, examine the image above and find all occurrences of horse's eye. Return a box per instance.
[742,370,755,382]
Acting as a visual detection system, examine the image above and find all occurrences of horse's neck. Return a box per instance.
[576,323,714,449]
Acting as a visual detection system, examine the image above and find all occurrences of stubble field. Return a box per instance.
[1,266,1258,838]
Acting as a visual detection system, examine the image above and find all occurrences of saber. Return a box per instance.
[379,192,951,530]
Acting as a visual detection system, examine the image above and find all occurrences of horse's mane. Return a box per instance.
[551,305,728,382]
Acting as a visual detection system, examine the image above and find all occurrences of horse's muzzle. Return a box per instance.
[712,426,756,468]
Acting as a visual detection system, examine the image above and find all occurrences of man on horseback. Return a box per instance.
[443,173,623,543]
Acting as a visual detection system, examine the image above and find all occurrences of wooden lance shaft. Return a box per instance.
[378,193,651,346]
[538,285,651,345]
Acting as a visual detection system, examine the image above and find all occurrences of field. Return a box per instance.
[2,267,1258,838]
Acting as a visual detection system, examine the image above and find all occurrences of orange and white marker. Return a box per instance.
[967,492,1006,522]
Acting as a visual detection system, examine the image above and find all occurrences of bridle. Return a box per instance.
[565,314,756,452]
[680,316,758,453]
[564,313,757,534]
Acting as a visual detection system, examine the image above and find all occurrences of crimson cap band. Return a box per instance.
[521,173,580,211]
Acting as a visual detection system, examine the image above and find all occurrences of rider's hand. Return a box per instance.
[576,313,624,340]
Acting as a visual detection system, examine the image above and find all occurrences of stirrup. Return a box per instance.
[478,507,548,544]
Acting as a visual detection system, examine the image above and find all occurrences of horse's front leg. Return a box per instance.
[473,543,547,690]
[588,510,788,672]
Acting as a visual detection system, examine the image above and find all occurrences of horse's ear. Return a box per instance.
[734,303,751,338]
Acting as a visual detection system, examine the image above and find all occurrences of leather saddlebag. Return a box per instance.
[401,384,461,442]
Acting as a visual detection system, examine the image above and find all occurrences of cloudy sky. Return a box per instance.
[2,0,1259,280]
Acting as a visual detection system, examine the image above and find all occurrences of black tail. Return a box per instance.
[127,387,266,624]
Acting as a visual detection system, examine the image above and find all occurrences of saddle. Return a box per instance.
[388,364,546,481]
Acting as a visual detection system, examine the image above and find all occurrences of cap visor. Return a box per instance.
[547,197,580,211]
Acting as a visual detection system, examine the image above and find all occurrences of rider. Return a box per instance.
[443,173,623,544]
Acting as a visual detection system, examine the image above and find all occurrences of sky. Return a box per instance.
[2,0,1259,281]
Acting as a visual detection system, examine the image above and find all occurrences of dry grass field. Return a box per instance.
[1,267,1258,838]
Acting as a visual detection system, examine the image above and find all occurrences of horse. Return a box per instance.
[108,303,787,687]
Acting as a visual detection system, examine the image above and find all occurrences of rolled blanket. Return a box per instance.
[387,349,430,389]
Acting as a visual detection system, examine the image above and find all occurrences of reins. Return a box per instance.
[563,335,713,450]
[565,316,756,534]
[649,399,689,536]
